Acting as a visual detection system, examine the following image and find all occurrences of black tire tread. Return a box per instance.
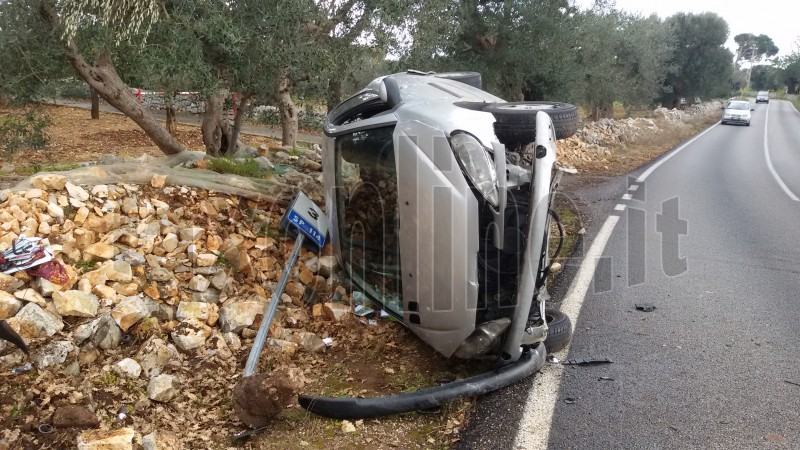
[543,308,572,352]
[485,102,578,140]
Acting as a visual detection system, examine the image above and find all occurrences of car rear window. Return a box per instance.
[727,101,749,110]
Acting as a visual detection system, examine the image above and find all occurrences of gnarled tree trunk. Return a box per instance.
[327,79,342,113]
[277,69,298,148]
[201,90,231,157]
[40,1,184,156]
[165,95,178,136]
[228,94,252,155]
[90,87,99,119]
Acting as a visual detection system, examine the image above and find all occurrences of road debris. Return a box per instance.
[562,357,614,366]
[635,303,656,312]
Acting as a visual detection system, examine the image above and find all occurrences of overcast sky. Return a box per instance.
[577,0,800,59]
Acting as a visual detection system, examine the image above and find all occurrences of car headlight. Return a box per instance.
[450,132,498,207]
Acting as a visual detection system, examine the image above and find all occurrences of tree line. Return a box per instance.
[0,0,793,157]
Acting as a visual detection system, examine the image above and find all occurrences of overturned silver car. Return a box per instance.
[301,70,578,418]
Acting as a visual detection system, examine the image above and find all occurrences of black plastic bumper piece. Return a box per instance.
[298,344,546,419]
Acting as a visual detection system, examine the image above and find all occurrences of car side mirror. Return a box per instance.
[751,108,755,111]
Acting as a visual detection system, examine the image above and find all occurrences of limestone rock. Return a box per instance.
[104,260,133,282]
[113,357,142,379]
[112,296,149,331]
[161,233,179,253]
[0,291,23,319]
[52,405,100,429]
[35,277,63,297]
[147,374,179,402]
[31,174,67,191]
[72,319,98,345]
[267,338,298,356]
[219,300,263,333]
[66,182,90,202]
[151,174,167,188]
[14,288,46,306]
[115,249,146,267]
[92,314,123,350]
[318,255,337,278]
[170,317,212,352]
[77,427,135,450]
[32,340,76,370]
[179,227,205,242]
[84,242,118,260]
[195,253,217,267]
[323,302,350,321]
[137,337,178,377]
[176,301,213,322]
[0,273,24,293]
[210,271,228,291]
[47,203,65,223]
[142,431,183,450]
[53,290,99,318]
[188,274,210,292]
[341,420,356,433]
[7,303,64,339]
[147,267,173,283]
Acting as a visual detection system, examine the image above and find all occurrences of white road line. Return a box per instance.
[621,193,632,200]
[636,123,719,182]
[763,104,800,201]
[515,119,718,449]
[514,215,620,450]
[614,204,627,211]
[628,185,639,192]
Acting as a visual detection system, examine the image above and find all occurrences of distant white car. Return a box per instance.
[755,91,769,103]
[721,100,752,126]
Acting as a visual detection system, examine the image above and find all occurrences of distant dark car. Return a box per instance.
[756,91,769,103]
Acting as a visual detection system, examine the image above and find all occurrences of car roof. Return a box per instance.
[727,100,749,107]
[757,91,768,95]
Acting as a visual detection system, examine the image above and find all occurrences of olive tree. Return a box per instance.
[660,12,734,107]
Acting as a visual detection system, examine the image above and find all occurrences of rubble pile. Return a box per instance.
[0,172,350,448]
[556,101,723,165]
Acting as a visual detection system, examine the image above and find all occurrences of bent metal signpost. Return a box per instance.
[242,191,328,377]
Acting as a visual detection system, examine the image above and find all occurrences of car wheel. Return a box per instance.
[747,122,751,126]
[544,309,572,352]
[484,101,579,143]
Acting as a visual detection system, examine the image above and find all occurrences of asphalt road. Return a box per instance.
[461,100,800,449]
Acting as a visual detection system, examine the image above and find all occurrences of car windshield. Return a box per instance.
[726,102,749,110]
[758,92,768,96]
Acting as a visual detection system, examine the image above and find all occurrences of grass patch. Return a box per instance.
[74,259,98,273]
[99,371,118,385]
[550,201,582,262]
[208,157,269,178]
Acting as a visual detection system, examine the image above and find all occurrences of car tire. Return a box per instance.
[544,309,572,352]
[484,101,579,143]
